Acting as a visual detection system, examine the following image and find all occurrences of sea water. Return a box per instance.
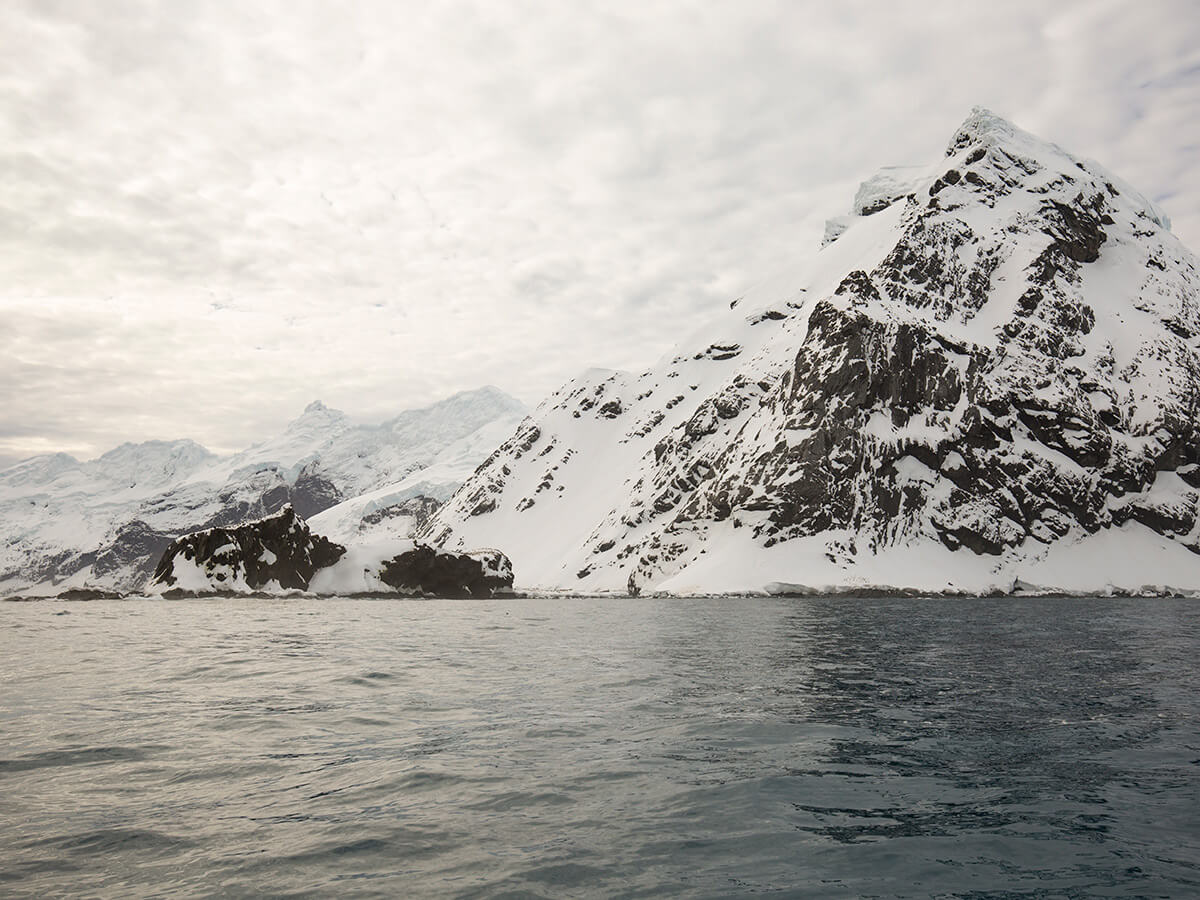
[1,595,1198,897]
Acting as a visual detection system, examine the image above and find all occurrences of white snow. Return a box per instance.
[422,109,1200,596]
[307,539,418,595]
[852,165,929,216]
[0,387,525,594]
[307,414,520,544]
[650,522,1200,597]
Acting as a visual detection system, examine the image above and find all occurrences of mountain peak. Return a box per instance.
[287,400,348,430]
[423,112,1200,595]
[946,106,1021,153]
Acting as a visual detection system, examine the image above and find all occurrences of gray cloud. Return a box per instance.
[1,0,1197,461]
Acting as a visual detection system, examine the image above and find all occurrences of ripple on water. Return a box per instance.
[0,745,158,774]
[20,827,194,856]
[0,596,1198,898]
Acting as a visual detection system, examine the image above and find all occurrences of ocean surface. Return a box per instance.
[1,595,1198,898]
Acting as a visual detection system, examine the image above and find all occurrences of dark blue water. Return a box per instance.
[1,596,1198,898]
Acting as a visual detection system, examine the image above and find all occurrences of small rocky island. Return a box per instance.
[150,505,513,598]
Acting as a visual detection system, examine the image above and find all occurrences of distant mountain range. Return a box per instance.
[0,387,526,594]
[422,109,1200,595]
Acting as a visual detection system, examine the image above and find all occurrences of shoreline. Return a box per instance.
[6,585,1199,602]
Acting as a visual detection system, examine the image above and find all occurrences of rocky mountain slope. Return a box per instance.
[0,387,525,594]
[423,110,1200,595]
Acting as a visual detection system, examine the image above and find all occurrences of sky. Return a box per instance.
[2,0,1198,466]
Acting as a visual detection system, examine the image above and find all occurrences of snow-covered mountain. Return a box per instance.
[423,109,1200,595]
[0,387,526,594]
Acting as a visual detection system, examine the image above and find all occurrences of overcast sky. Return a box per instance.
[2,0,1197,465]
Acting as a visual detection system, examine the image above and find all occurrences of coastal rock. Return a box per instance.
[149,505,515,598]
[150,505,345,593]
[378,545,513,598]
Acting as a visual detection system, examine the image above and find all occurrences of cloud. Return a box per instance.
[1,0,1197,461]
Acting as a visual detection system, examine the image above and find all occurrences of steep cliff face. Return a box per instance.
[0,387,526,594]
[424,110,1200,594]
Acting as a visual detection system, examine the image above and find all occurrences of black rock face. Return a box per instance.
[56,588,122,601]
[630,121,1196,577]
[378,545,513,598]
[152,505,345,591]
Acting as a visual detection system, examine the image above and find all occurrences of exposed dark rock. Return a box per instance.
[1045,196,1108,264]
[1,547,99,592]
[1178,465,1200,489]
[360,496,441,533]
[291,463,343,519]
[929,169,961,196]
[91,520,177,585]
[695,343,742,361]
[835,269,882,302]
[56,588,122,601]
[748,309,788,324]
[513,425,541,457]
[200,469,298,530]
[378,545,513,598]
[858,197,894,216]
[151,505,345,591]
[469,498,497,517]
[1111,495,1198,539]
[261,484,291,513]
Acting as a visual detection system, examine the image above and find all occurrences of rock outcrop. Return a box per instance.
[377,546,513,598]
[149,505,515,597]
[151,506,346,592]
[423,109,1200,595]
